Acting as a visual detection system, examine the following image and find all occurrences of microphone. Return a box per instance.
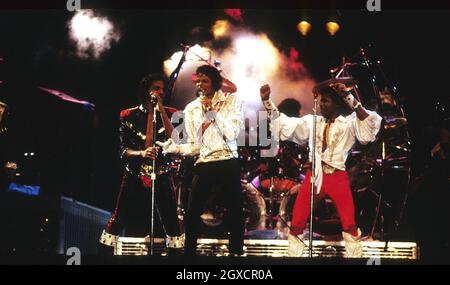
[149,92,158,104]
[196,88,213,113]
[196,88,204,97]
[180,43,190,50]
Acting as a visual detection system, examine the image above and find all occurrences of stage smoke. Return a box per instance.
[68,10,121,59]
[163,20,316,116]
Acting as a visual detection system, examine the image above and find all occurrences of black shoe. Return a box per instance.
[228,249,244,256]
[166,247,183,256]
[184,249,197,257]
[98,243,114,256]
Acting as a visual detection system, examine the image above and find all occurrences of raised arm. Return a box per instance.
[329,83,382,144]
[260,84,311,144]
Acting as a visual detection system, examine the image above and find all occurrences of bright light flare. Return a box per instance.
[163,44,212,75]
[297,21,312,36]
[212,20,231,39]
[68,10,121,59]
[162,24,316,116]
[326,21,340,36]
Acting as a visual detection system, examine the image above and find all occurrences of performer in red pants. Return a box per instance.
[260,82,382,257]
[292,171,357,237]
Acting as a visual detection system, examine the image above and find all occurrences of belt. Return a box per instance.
[322,163,339,174]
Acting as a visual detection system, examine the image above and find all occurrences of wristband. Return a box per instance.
[352,101,362,111]
[262,99,278,111]
[343,93,356,109]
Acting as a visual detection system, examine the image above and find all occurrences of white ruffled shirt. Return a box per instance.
[267,100,382,193]
[174,90,244,165]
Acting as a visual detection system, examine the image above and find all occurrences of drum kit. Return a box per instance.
[170,46,411,240]
[229,148,301,239]
[335,46,411,239]
[240,141,308,234]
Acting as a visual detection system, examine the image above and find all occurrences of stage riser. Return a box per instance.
[113,238,417,259]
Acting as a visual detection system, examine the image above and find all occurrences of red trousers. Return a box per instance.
[290,170,358,236]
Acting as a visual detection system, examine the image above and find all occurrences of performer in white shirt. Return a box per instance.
[259,82,382,257]
[157,65,245,256]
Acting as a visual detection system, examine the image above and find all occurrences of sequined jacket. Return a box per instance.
[119,105,176,177]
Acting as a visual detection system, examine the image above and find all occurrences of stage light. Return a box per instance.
[297,21,312,36]
[212,20,230,39]
[326,21,340,36]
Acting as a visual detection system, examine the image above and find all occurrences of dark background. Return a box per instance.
[1,9,447,208]
[0,9,448,260]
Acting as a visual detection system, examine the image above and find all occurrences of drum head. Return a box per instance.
[243,184,266,231]
[200,184,267,231]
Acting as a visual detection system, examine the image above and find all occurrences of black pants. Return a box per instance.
[106,171,181,237]
[184,159,244,255]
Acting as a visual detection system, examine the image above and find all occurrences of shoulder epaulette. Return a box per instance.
[120,106,139,118]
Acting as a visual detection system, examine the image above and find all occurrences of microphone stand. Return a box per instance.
[162,45,189,227]
[164,44,189,106]
[149,98,158,256]
[370,141,385,240]
[308,92,319,258]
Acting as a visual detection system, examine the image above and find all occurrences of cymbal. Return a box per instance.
[38,86,95,108]
[386,156,409,163]
[313,77,356,93]
[385,142,411,153]
[383,116,407,129]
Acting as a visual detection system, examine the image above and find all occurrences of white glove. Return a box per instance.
[155,139,179,154]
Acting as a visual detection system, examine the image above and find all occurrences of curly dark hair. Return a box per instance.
[137,73,167,104]
[320,86,352,116]
[278,98,302,117]
[196,65,223,92]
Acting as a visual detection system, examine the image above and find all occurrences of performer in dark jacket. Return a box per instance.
[100,73,183,251]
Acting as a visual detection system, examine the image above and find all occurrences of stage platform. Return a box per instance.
[114,237,418,260]
[0,237,419,265]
